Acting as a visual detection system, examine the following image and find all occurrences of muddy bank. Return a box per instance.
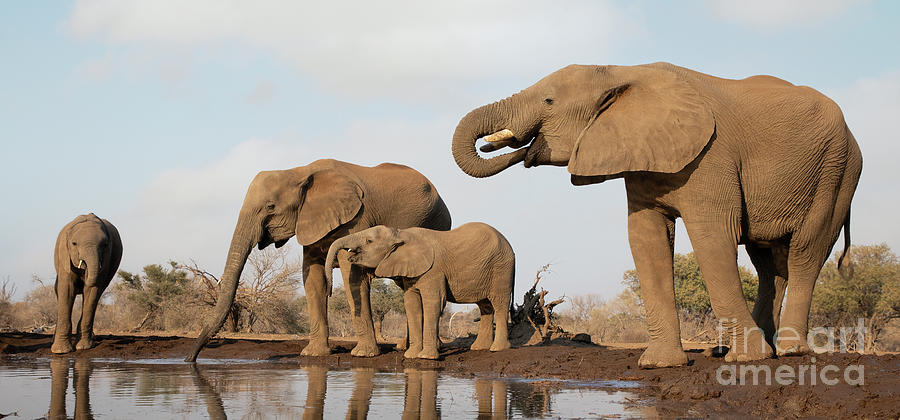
[2,332,897,418]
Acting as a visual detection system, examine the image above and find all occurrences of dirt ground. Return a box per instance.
[2,331,897,418]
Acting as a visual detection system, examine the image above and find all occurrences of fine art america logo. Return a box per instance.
[715,319,867,386]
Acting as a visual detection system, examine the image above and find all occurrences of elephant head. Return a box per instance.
[186,164,364,362]
[452,63,716,184]
[62,214,112,287]
[324,226,433,286]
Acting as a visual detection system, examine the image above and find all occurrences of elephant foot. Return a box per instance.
[724,330,774,362]
[351,341,380,357]
[300,340,332,356]
[488,340,510,352]
[75,337,96,351]
[470,338,492,351]
[404,346,423,359]
[51,338,74,354]
[776,337,811,357]
[418,348,439,360]
[395,338,408,351]
[638,342,689,369]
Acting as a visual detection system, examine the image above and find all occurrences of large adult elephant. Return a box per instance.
[185,159,451,361]
[452,63,862,367]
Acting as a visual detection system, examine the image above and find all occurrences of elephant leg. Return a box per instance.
[348,267,379,357]
[420,369,439,420]
[748,244,788,349]
[391,278,409,351]
[403,288,424,359]
[492,380,507,418]
[685,221,773,362]
[73,358,93,419]
[52,273,77,354]
[489,288,511,351]
[628,208,687,368]
[347,367,375,419]
[302,365,327,420]
[301,261,331,356]
[777,241,830,356]
[48,357,69,419]
[76,285,102,350]
[419,278,445,359]
[475,378,492,416]
[470,301,494,351]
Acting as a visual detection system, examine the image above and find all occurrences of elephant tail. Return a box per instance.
[837,209,851,271]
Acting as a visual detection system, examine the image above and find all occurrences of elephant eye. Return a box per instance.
[71,241,77,246]
[365,239,372,244]
[544,97,554,105]
[266,203,276,212]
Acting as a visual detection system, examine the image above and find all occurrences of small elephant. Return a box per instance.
[325,222,515,359]
[52,213,122,353]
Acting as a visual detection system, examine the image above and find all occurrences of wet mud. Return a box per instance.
[2,332,897,418]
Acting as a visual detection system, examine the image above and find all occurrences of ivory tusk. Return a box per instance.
[78,260,86,269]
[483,129,515,143]
[480,139,517,153]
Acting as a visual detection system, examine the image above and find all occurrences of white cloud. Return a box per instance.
[708,0,860,29]
[246,80,276,105]
[67,0,640,100]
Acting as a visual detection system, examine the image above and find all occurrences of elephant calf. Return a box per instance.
[326,222,515,359]
[52,213,122,353]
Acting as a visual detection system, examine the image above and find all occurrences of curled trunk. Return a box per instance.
[451,100,529,178]
[324,234,360,293]
[185,215,257,362]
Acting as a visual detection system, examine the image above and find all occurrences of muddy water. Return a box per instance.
[0,357,645,418]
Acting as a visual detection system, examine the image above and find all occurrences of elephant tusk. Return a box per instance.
[480,139,518,153]
[483,129,515,143]
[78,260,86,269]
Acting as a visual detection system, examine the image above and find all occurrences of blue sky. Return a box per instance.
[2,0,898,302]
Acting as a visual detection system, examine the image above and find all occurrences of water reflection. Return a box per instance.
[5,358,642,418]
[475,378,507,419]
[189,365,225,420]
[303,365,327,420]
[48,358,93,420]
[403,368,439,420]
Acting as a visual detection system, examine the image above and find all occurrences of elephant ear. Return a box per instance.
[295,169,364,246]
[375,230,434,278]
[567,64,715,178]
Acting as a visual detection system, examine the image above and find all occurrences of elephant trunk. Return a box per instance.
[82,252,101,287]
[451,98,531,178]
[185,212,258,362]
[324,234,359,294]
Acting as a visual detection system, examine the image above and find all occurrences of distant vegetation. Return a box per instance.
[1,244,897,352]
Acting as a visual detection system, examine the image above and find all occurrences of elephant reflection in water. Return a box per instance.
[48,358,93,420]
[402,368,439,420]
[475,378,508,420]
[300,366,444,420]
[189,365,226,420]
[301,366,379,420]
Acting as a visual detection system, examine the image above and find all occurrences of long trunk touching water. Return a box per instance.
[185,215,258,362]
[451,99,531,178]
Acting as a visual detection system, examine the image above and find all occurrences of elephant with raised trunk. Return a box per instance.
[52,213,123,353]
[186,159,451,362]
[452,63,862,367]
[325,223,514,359]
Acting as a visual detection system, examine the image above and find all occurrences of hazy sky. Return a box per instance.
[2,1,898,302]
